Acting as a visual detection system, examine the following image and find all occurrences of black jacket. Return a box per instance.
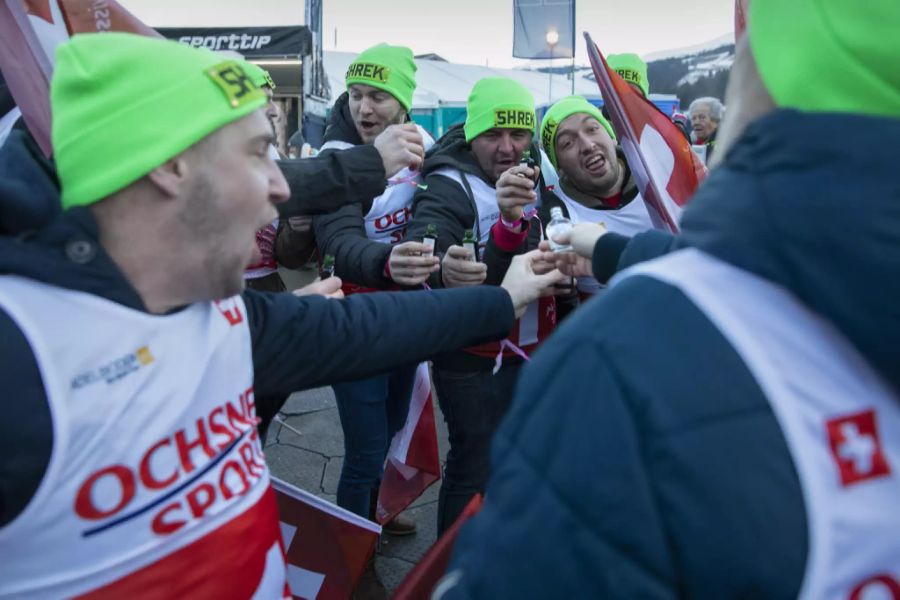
[0,124,60,236]
[444,109,900,598]
[404,124,546,370]
[0,147,516,527]
[311,93,398,288]
[275,128,386,218]
[0,114,386,230]
[406,125,544,287]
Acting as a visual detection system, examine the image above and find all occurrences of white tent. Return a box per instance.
[324,51,607,110]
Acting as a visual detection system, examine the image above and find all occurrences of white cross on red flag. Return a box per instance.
[376,362,442,524]
[584,32,707,234]
[825,409,891,487]
[273,477,381,600]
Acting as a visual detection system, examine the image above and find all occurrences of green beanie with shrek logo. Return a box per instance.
[464,77,536,142]
[52,32,267,210]
[607,53,649,97]
[749,0,900,118]
[540,95,615,169]
[345,43,417,111]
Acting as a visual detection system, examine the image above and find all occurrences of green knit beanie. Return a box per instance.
[345,43,416,111]
[464,77,536,142]
[749,0,900,118]
[540,95,616,169]
[607,53,649,97]
[243,61,276,90]
[52,32,267,210]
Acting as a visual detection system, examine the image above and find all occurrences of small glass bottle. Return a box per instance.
[545,207,573,252]
[319,254,335,279]
[422,224,438,257]
[462,229,478,262]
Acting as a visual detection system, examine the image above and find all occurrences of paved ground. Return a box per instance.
[263,385,450,595]
[266,266,447,594]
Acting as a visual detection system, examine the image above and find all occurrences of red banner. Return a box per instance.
[393,495,483,600]
[584,32,706,233]
[376,363,441,524]
[273,477,380,600]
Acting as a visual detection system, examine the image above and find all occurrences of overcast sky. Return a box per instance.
[118,0,734,68]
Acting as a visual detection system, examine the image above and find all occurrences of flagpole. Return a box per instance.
[545,29,559,105]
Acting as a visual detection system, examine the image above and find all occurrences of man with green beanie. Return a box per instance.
[311,42,438,571]
[0,33,565,598]
[405,76,564,535]
[607,53,650,98]
[537,94,656,298]
[443,0,900,596]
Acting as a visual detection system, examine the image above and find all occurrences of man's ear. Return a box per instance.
[146,154,190,198]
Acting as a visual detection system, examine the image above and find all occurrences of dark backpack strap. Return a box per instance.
[457,168,482,241]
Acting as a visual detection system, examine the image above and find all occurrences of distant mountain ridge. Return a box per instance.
[645,33,734,108]
[522,33,734,109]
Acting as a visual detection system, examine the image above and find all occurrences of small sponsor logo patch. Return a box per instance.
[71,346,154,389]
[205,60,264,109]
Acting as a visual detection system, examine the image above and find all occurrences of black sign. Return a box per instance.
[158,26,311,58]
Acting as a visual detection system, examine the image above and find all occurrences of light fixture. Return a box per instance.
[545,29,559,47]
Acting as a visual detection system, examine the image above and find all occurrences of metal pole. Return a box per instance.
[571,56,575,94]
[548,44,555,104]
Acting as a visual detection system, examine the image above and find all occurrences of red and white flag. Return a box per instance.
[376,362,442,524]
[0,0,159,155]
[393,494,483,600]
[584,32,707,233]
[273,477,381,600]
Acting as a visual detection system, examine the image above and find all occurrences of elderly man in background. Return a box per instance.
[689,96,724,163]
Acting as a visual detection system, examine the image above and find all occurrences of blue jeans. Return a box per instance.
[333,365,417,519]
[433,363,520,534]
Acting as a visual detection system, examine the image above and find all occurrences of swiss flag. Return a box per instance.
[273,477,381,600]
[584,33,707,233]
[825,409,891,487]
[376,362,441,524]
[0,0,161,155]
[393,495,483,600]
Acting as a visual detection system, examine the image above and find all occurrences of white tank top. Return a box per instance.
[0,276,288,599]
[321,125,434,245]
[616,250,900,599]
[555,184,654,295]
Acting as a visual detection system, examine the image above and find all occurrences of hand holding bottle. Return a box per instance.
[441,245,487,288]
[388,242,440,286]
[538,222,607,278]
[500,250,568,318]
[496,164,540,223]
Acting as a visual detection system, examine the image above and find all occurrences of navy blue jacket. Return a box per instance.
[0,170,516,527]
[442,110,900,598]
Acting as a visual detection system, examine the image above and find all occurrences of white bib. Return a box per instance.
[616,250,900,599]
[0,276,287,599]
[430,167,501,256]
[321,125,434,245]
[555,185,654,295]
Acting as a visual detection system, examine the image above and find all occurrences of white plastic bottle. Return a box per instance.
[545,207,573,252]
